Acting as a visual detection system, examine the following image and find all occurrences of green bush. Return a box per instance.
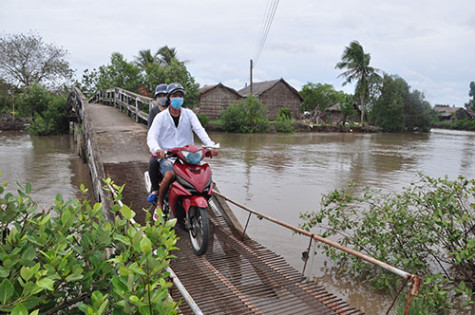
[299,174,475,313]
[220,95,269,133]
[196,113,209,129]
[0,175,179,314]
[15,83,69,135]
[0,93,13,115]
[455,119,475,131]
[432,119,475,131]
[277,108,292,120]
[273,119,295,133]
[274,108,295,133]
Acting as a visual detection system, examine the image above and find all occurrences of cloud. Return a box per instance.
[1,0,474,106]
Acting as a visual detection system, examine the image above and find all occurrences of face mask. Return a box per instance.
[170,97,184,109]
[157,96,167,106]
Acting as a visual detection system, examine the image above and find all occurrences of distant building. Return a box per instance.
[238,78,303,120]
[466,108,475,120]
[324,103,344,123]
[434,105,472,122]
[197,83,242,120]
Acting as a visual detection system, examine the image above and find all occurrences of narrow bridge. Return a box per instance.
[67,87,366,314]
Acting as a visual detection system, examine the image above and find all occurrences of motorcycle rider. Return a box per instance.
[146,84,169,203]
[147,82,218,221]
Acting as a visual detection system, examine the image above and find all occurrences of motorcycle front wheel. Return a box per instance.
[188,206,209,256]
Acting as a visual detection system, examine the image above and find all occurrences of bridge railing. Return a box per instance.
[89,88,156,124]
[212,189,421,315]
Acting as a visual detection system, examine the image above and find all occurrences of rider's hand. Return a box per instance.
[155,149,165,159]
[210,149,218,157]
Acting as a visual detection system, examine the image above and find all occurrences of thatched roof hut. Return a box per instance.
[434,105,472,121]
[197,83,242,120]
[238,78,303,120]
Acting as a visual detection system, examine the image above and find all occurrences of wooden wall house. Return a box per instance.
[324,103,344,123]
[197,83,242,120]
[238,79,303,120]
[467,109,475,120]
[434,105,472,122]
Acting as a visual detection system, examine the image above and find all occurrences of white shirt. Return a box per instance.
[147,107,215,155]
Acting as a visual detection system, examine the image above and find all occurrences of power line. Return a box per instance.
[255,0,273,58]
[254,0,279,64]
[255,0,278,63]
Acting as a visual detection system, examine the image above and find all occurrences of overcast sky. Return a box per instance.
[1,0,474,106]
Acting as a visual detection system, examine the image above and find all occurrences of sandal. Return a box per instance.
[147,192,158,203]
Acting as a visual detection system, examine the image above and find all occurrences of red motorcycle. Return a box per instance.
[152,144,216,256]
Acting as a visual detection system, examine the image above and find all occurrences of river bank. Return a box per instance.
[206,121,383,133]
[0,115,30,131]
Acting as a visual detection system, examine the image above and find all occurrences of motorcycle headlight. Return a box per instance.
[181,150,202,165]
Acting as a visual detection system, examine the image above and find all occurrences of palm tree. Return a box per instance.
[134,49,157,70]
[336,41,382,123]
[156,46,178,66]
[156,46,189,66]
[135,46,187,71]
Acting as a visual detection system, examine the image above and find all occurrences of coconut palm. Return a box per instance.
[336,41,382,122]
[157,46,178,66]
[157,46,189,66]
[134,49,157,71]
[136,46,187,71]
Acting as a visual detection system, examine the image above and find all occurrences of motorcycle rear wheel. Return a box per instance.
[188,206,209,256]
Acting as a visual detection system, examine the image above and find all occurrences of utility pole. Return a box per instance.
[250,59,253,95]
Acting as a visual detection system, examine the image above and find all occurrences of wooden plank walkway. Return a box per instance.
[75,99,364,314]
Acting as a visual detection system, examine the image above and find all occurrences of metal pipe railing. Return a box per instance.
[212,189,421,315]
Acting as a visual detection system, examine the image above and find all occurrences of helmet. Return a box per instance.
[154,84,168,97]
[167,82,186,96]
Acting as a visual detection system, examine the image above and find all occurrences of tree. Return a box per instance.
[14,83,69,135]
[335,41,382,123]
[157,46,179,66]
[134,49,158,71]
[82,53,145,95]
[465,81,475,111]
[135,46,185,70]
[371,75,407,132]
[82,47,199,104]
[404,89,433,132]
[371,75,434,132]
[145,58,199,107]
[0,32,73,87]
[339,94,357,126]
[300,83,344,112]
[221,95,269,133]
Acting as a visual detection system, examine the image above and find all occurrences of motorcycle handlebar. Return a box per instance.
[163,146,219,159]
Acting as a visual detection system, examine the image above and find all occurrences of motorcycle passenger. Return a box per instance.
[147,82,218,221]
[146,83,169,203]
[148,83,168,128]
